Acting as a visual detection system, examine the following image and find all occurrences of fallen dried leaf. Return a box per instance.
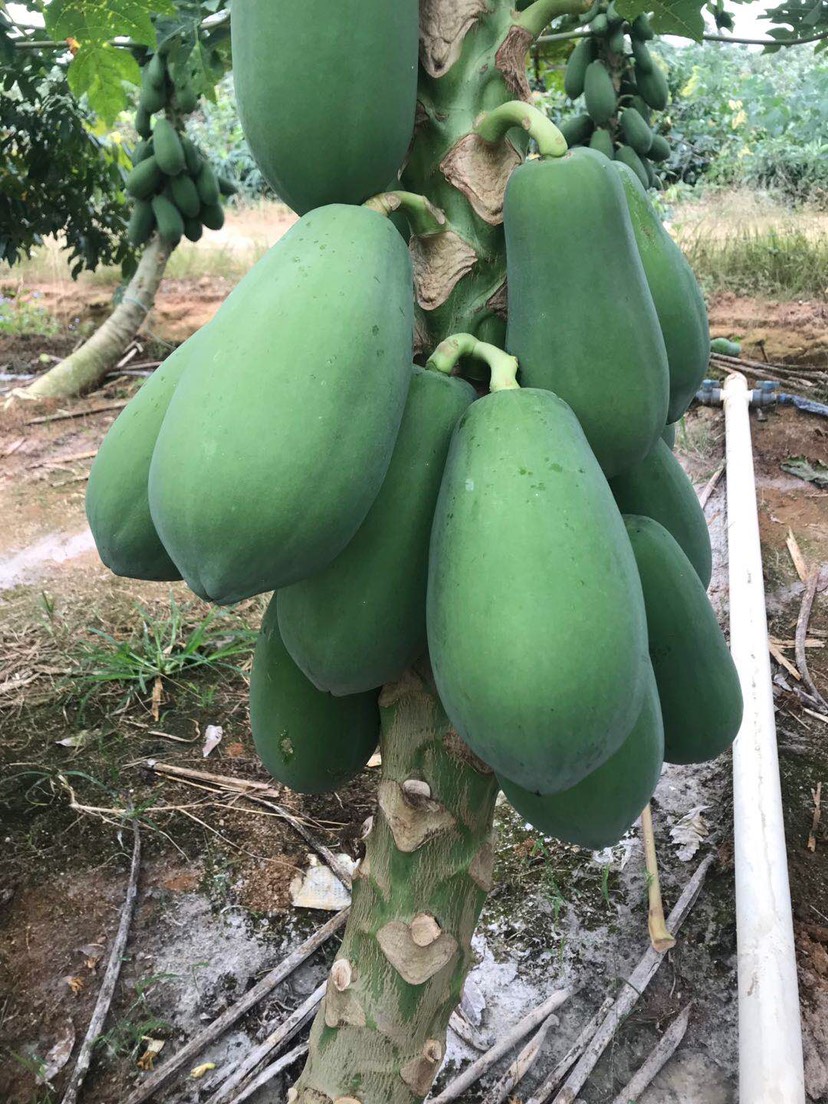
[151,678,164,723]
[670,806,710,862]
[202,724,223,758]
[64,975,85,995]
[56,731,94,749]
[36,1018,75,1084]
[137,1038,165,1071]
[78,942,105,969]
[190,1062,217,1079]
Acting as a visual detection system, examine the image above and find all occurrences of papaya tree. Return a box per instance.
[4,0,234,400]
[88,0,828,1098]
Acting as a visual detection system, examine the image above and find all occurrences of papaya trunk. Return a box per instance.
[291,671,498,1103]
[24,235,173,400]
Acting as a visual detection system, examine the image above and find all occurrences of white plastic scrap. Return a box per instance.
[289,853,357,911]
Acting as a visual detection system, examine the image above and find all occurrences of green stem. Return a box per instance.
[364,191,448,237]
[518,0,592,37]
[427,333,520,392]
[475,101,567,159]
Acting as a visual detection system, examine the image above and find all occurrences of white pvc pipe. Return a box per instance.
[723,372,806,1104]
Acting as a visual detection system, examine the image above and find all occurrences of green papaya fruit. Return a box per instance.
[127,200,155,248]
[580,1,600,23]
[233,0,418,214]
[250,602,379,794]
[148,205,414,605]
[584,61,617,125]
[637,64,669,111]
[591,13,609,35]
[631,13,654,40]
[183,217,203,243]
[564,37,597,100]
[135,106,152,139]
[661,421,677,449]
[610,438,712,587]
[139,70,167,115]
[152,118,185,176]
[505,149,669,478]
[560,114,594,147]
[613,161,710,421]
[711,337,741,357]
[608,26,626,54]
[181,136,203,177]
[199,203,225,231]
[86,343,199,581]
[169,173,201,219]
[615,144,649,188]
[631,94,653,123]
[132,139,153,164]
[648,133,671,161]
[589,126,615,159]
[620,107,653,155]
[151,194,184,245]
[125,156,163,200]
[175,83,198,114]
[499,663,664,850]
[195,162,220,206]
[278,368,476,696]
[631,39,654,73]
[428,387,650,794]
[218,176,238,197]
[146,52,167,90]
[625,516,743,764]
[642,156,658,189]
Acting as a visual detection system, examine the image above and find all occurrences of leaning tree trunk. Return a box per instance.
[292,1,582,1100]
[24,235,173,400]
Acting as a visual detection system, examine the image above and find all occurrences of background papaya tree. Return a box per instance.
[2,0,232,400]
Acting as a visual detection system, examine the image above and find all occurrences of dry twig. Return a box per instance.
[787,531,810,584]
[796,569,828,713]
[146,760,353,888]
[122,909,347,1104]
[230,1042,309,1104]
[698,460,726,510]
[607,1003,693,1104]
[206,981,327,1103]
[481,1012,557,1104]
[524,996,614,1104]
[60,823,141,1104]
[427,988,573,1104]
[808,782,823,852]
[547,854,714,1104]
[641,804,676,953]
[26,401,127,426]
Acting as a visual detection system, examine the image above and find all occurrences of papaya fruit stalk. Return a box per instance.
[292,2,585,1099]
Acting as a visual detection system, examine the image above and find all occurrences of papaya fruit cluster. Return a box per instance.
[125,49,236,248]
[560,5,670,189]
[87,4,743,847]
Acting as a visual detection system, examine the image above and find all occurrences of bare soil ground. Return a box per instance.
[1,246,828,1102]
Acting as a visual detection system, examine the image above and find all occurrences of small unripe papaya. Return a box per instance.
[560,114,594,147]
[620,107,653,155]
[126,156,162,200]
[153,118,186,176]
[151,194,185,245]
[589,126,615,159]
[169,173,201,219]
[584,61,617,125]
[615,144,649,188]
[127,200,155,247]
[196,162,221,206]
[200,203,225,231]
[564,36,597,100]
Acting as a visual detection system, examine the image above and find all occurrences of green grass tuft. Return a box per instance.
[683,225,828,299]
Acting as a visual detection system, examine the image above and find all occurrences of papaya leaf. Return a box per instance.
[67,42,141,122]
[46,0,170,47]
[616,0,705,40]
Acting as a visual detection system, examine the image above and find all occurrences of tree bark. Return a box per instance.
[290,670,498,1103]
[24,235,173,400]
